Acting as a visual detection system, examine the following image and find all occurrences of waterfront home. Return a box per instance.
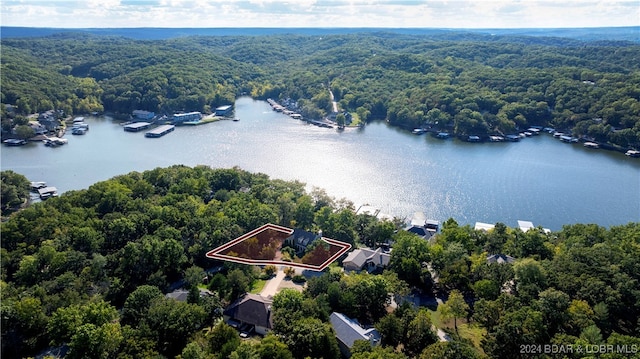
[329,312,380,358]
[215,105,233,117]
[474,222,496,231]
[27,121,47,135]
[132,110,155,121]
[223,293,273,336]
[38,111,61,131]
[285,228,321,255]
[172,112,202,124]
[404,212,439,241]
[342,247,391,272]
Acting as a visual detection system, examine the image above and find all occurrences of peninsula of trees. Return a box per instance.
[1,166,639,358]
[1,30,639,150]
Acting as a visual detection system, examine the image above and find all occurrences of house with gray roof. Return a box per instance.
[342,247,391,272]
[285,228,321,255]
[487,254,516,264]
[405,212,439,241]
[223,293,273,336]
[329,312,380,358]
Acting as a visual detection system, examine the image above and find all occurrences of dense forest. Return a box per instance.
[1,166,639,358]
[1,31,640,149]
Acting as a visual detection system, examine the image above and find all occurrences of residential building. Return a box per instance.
[487,254,516,264]
[27,121,47,135]
[173,112,202,124]
[223,293,273,336]
[133,110,155,120]
[405,212,439,240]
[215,105,233,116]
[474,222,495,231]
[329,312,380,358]
[285,228,320,255]
[342,247,390,272]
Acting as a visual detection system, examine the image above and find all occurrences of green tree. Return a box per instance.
[209,321,240,359]
[419,341,480,359]
[121,285,163,325]
[256,334,293,359]
[439,290,469,334]
[404,309,438,356]
[284,317,340,359]
[14,124,35,139]
[1,170,30,215]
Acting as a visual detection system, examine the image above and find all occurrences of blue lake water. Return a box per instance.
[2,96,639,230]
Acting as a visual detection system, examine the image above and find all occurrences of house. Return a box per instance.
[38,110,60,131]
[474,222,495,231]
[132,110,155,121]
[342,247,390,272]
[165,288,215,302]
[329,312,380,358]
[27,121,47,135]
[517,220,551,234]
[405,212,439,240]
[223,293,273,336]
[214,105,233,117]
[285,228,320,255]
[165,289,189,302]
[487,254,515,264]
[173,112,202,124]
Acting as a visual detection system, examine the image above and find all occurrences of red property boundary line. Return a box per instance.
[205,223,352,271]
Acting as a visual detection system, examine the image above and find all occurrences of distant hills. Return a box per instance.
[2,26,639,42]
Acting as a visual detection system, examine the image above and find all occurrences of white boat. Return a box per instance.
[44,137,68,147]
[625,149,640,158]
[412,128,426,135]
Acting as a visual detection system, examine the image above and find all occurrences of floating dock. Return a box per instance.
[145,125,175,138]
[124,122,151,132]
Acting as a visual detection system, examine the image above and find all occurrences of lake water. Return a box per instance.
[2,96,639,230]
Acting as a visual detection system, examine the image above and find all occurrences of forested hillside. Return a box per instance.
[1,31,639,149]
[1,166,639,358]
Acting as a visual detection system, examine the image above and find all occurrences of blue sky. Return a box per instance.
[1,0,638,28]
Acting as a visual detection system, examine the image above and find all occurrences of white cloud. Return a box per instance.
[1,0,638,28]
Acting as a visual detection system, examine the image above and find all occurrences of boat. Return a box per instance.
[44,137,68,147]
[489,136,504,142]
[233,118,240,122]
[467,135,481,142]
[435,132,450,139]
[3,138,27,146]
[505,134,520,142]
[560,135,578,143]
[72,127,87,135]
[412,128,426,135]
[625,149,640,158]
[583,142,599,149]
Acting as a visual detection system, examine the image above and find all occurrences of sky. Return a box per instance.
[1,0,639,29]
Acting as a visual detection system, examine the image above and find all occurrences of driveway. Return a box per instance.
[260,268,286,298]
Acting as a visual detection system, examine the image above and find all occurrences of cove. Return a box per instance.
[2,96,639,230]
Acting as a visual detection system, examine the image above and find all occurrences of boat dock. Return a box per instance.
[145,124,175,138]
[124,122,151,132]
[37,186,58,200]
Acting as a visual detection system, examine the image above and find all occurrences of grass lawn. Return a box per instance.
[249,279,267,294]
[428,309,486,353]
[348,112,363,127]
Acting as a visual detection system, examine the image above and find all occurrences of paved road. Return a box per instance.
[260,268,286,298]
